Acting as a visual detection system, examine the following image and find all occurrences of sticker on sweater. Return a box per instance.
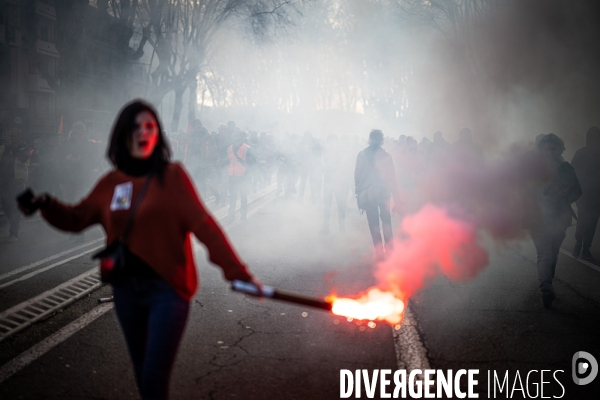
[110,182,133,211]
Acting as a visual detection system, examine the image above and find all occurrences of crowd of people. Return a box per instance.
[3,100,600,400]
[2,115,599,308]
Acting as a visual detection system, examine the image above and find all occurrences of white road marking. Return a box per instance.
[393,306,430,377]
[0,269,101,340]
[390,247,598,378]
[0,187,277,383]
[0,303,113,384]
[0,247,102,290]
[0,238,104,282]
[559,248,600,273]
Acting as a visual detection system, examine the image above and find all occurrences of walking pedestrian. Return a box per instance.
[320,134,351,234]
[298,131,322,204]
[522,133,581,308]
[227,131,255,220]
[571,126,600,262]
[354,129,402,260]
[18,100,261,400]
[0,130,30,242]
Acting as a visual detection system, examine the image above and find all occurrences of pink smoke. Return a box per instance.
[375,145,551,301]
[376,204,489,300]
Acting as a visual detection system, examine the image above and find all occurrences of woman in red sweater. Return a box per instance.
[20,100,260,400]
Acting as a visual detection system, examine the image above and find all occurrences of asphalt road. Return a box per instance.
[0,194,599,399]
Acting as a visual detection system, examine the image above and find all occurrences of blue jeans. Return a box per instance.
[0,180,24,237]
[575,203,599,252]
[364,200,393,251]
[229,175,249,218]
[532,226,567,295]
[113,276,190,400]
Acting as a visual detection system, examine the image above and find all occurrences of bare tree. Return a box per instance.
[133,0,298,131]
[198,0,409,122]
[397,0,500,84]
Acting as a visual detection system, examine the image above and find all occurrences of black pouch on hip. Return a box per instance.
[92,174,152,284]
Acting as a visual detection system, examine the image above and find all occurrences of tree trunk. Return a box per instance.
[187,76,198,125]
[170,85,187,133]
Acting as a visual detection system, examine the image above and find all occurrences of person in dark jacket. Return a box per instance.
[355,129,402,260]
[571,126,600,262]
[185,119,220,204]
[453,127,483,167]
[214,123,232,206]
[522,133,581,308]
[59,122,99,202]
[298,131,322,204]
[320,134,352,234]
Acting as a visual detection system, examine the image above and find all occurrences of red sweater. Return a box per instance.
[41,162,252,301]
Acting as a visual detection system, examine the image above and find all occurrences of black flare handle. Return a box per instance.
[231,280,332,311]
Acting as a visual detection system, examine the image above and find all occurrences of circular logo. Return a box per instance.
[572,351,598,385]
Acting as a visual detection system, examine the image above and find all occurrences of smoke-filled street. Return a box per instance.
[3,0,600,399]
[1,194,599,399]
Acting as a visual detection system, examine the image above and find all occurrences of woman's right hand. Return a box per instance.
[18,194,50,216]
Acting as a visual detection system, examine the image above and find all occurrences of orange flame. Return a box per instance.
[328,288,405,325]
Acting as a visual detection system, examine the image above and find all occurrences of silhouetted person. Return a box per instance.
[227,131,255,220]
[453,127,483,166]
[298,131,322,204]
[571,126,600,262]
[320,134,352,234]
[185,119,220,203]
[432,131,449,149]
[427,130,452,169]
[28,138,47,193]
[215,123,232,206]
[522,134,581,308]
[59,122,97,203]
[395,136,424,201]
[430,131,450,158]
[59,122,99,242]
[355,130,402,260]
[0,130,30,242]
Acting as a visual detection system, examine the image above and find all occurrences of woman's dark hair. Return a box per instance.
[107,100,171,178]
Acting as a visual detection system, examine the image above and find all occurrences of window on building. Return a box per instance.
[38,16,55,42]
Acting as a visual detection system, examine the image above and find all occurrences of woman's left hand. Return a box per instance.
[249,277,264,296]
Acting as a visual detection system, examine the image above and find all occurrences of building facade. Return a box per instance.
[0,0,146,142]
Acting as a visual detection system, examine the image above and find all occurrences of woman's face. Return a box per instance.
[130,111,159,159]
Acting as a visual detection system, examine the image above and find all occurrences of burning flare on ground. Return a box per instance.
[327,204,490,326]
[328,288,406,325]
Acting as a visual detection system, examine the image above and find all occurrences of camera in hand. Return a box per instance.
[16,188,39,214]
